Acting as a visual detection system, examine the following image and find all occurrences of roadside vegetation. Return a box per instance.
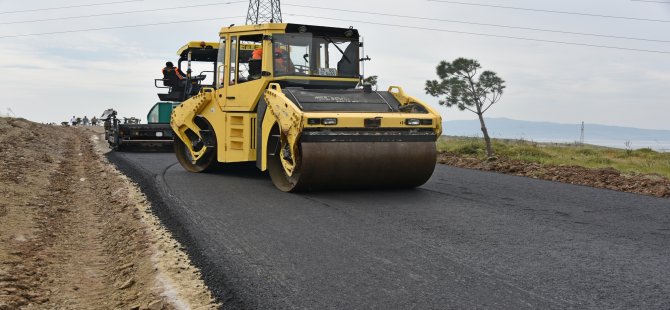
[438,136,670,179]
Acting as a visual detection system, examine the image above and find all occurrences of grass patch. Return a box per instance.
[452,142,483,155]
[439,136,670,178]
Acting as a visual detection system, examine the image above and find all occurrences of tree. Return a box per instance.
[425,58,505,158]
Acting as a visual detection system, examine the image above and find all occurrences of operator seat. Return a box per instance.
[337,43,359,77]
[248,59,262,81]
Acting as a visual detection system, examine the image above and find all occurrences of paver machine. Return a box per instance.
[100,42,221,151]
[171,23,442,191]
[101,103,174,151]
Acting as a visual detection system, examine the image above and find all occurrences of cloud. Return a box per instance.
[0,0,668,129]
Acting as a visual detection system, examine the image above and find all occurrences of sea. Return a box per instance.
[527,137,670,152]
[443,118,670,152]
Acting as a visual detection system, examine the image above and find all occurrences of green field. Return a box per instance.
[438,136,670,179]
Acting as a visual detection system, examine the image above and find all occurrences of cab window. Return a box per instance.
[272,33,359,78]
[237,35,264,84]
[228,36,237,85]
[216,37,226,88]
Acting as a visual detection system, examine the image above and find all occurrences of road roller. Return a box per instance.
[170,23,442,191]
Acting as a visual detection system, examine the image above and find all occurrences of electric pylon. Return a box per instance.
[246,0,282,25]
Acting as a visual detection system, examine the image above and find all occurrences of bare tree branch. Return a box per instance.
[463,106,478,114]
[481,102,496,114]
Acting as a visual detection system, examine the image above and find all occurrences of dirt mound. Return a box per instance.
[0,118,217,309]
[438,152,670,198]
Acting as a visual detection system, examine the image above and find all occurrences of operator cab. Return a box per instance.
[271,24,360,84]
[156,41,219,102]
[215,23,362,92]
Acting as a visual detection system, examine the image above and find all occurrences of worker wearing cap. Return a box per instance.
[162,62,185,81]
[162,61,187,90]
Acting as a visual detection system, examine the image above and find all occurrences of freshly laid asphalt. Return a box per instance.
[108,151,670,309]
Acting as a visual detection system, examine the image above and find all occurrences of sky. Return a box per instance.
[0,0,669,130]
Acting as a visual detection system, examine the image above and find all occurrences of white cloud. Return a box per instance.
[0,0,668,129]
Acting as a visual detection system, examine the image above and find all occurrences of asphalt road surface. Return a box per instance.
[108,152,670,309]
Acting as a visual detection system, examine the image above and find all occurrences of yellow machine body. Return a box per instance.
[171,23,442,191]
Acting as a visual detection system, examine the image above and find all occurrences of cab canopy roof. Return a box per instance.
[177,41,219,62]
[218,23,359,39]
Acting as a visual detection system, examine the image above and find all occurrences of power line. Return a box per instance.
[427,0,670,23]
[286,14,670,55]
[11,1,663,44]
[284,4,670,43]
[1,11,668,55]
[0,16,243,39]
[0,1,246,25]
[4,2,664,45]
[0,0,144,15]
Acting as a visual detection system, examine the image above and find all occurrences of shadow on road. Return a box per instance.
[208,162,268,180]
[112,147,174,153]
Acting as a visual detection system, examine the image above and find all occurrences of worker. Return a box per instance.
[82,116,89,126]
[252,48,263,60]
[246,48,264,81]
[70,116,76,126]
[273,46,292,74]
[162,62,186,86]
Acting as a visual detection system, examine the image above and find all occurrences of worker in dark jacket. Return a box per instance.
[162,62,186,87]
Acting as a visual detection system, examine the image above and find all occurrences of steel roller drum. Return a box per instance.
[268,141,437,192]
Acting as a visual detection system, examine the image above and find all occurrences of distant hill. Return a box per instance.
[443,118,670,151]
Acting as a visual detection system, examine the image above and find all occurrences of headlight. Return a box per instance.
[306,118,338,125]
[321,118,338,125]
[405,118,432,126]
[405,118,421,126]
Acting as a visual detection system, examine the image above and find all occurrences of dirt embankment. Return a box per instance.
[438,152,670,198]
[0,118,218,309]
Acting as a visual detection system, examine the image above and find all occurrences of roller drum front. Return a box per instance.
[269,141,437,192]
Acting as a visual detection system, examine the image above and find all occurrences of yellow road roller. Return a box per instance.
[170,23,442,191]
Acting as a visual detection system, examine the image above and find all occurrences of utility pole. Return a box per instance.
[580,121,585,145]
[246,0,282,25]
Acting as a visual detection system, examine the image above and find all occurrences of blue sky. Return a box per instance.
[0,0,669,129]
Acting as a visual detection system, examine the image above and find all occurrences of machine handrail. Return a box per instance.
[154,78,170,89]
